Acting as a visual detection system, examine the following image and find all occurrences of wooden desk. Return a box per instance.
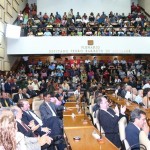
[65,102,77,108]
[63,108,84,116]
[65,126,118,150]
[68,96,76,102]
[64,115,93,129]
[108,94,150,121]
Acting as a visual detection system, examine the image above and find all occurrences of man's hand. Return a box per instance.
[31,124,40,131]
[120,105,126,115]
[28,120,35,127]
[38,134,53,146]
[42,127,51,134]
[114,105,119,116]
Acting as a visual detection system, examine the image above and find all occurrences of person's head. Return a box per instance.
[2,92,7,99]
[125,85,132,92]
[132,88,138,95]
[130,108,146,128]
[22,88,27,94]
[0,108,17,150]
[43,92,51,102]
[28,85,33,90]
[98,96,109,110]
[143,88,150,97]
[17,99,30,111]
[11,106,23,120]
[18,88,23,94]
[137,90,143,97]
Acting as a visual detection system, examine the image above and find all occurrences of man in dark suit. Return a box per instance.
[27,85,37,98]
[11,106,54,150]
[39,92,64,121]
[97,96,126,148]
[18,99,66,150]
[10,78,19,93]
[17,99,50,136]
[4,79,11,94]
[13,88,28,103]
[125,108,149,149]
[0,92,11,107]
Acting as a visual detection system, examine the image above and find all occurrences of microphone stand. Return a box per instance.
[82,97,86,122]
[98,108,102,140]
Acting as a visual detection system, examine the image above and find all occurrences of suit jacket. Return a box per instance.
[27,89,37,98]
[0,98,11,107]
[17,121,53,150]
[10,82,19,93]
[39,101,64,121]
[13,93,28,103]
[4,82,11,94]
[98,108,122,148]
[22,110,39,125]
[21,110,43,136]
[125,122,140,149]
[17,121,34,137]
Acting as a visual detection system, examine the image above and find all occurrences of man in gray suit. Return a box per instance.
[39,92,66,150]
[39,92,64,121]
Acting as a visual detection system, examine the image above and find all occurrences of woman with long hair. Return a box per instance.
[0,110,17,150]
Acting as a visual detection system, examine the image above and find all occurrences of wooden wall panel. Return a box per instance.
[12,0,18,12]
[0,0,5,9]
[7,3,13,17]
[28,55,137,64]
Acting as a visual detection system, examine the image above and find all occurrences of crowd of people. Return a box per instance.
[0,55,150,149]
[17,3,150,36]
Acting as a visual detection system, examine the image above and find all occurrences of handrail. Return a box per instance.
[10,57,22,71]
[140,6,150,18]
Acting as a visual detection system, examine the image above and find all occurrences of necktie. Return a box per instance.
[46,103,56,116]
[4,100,8,107]
[19,94,23,99]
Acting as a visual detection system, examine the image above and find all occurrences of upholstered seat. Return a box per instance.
[118,117,130,150]
[139,131,150,150]
[32,100,43,118]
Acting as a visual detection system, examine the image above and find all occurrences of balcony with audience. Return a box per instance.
[17,3,150,37]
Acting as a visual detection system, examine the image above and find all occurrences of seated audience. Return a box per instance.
[134,90,143,104]
[0,92,12,107]
[13,88,28,103]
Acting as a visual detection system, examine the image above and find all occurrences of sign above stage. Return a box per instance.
[7,37,150,55]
